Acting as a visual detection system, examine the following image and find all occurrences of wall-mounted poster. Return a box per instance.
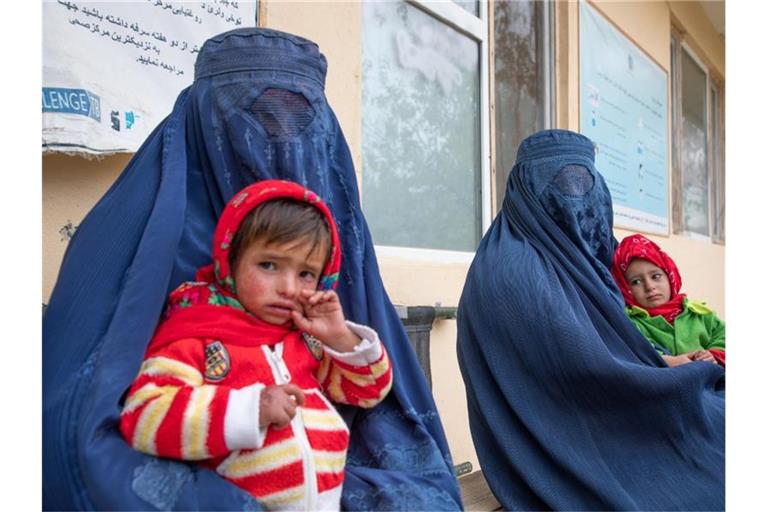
[579,1,669,235]
[43,0,258,155]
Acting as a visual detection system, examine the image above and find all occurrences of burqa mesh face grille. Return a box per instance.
[553,164,594,196]
[250,88,315,137]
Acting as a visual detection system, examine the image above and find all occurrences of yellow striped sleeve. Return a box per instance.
[380,370,394,396]
[369,352,390,379]
[315,353,332,383]
[323,366,345,403]
[181,386,216,459]
[123,383,178,414]
[139,356,203,386]
[132,388,179,455]
[334,365,376,387]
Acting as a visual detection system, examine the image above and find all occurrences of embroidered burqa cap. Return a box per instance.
[457,129,724,510]
[43,28,460,510]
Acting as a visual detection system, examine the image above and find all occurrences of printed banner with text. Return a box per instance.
[43,0,257,154]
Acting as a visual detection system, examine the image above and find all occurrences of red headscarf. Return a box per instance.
[152,179,341,347]
[611,234,686,323]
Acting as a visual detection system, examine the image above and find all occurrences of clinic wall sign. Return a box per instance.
[579,0,670,236]
[42,0,258,155]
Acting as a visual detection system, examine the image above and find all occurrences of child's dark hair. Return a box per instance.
[228,198,331,269]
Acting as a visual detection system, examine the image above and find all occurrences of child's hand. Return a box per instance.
[259,384,305,429]
[662,354,694,367]
[291,289,361,353]
[690,350,718,364]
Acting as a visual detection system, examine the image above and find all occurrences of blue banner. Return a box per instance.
[42,87,101,122]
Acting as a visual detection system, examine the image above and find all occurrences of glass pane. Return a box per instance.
[455,0,479,17]
[493,0,548,211]
[362,1,481,251]
[711,85,725,241]
[680,51,709,236]
[670,35,679,164]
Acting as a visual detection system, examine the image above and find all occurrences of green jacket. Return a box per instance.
[626,298,726,356]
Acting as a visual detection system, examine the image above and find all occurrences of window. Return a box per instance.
[670,33,725,242]
[361,1,487,253]
[455,0,479,17]
[710,83,725,243]
[362,0,554,253]
[492,0,554,212]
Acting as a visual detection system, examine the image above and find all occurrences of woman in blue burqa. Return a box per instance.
[43,28,461,511]
[457,129,724,510]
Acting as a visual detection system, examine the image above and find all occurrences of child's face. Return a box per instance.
[231,236,327,325]
[625,258,672,309]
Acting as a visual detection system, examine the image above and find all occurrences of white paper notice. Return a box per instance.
[43,0,258,155]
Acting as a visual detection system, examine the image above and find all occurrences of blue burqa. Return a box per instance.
[43,28,461,511]
[457,130,724,510]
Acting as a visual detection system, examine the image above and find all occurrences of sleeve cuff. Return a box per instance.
[224,383,268,450]
[322,321,384,366]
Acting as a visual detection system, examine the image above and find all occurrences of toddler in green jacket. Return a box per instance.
[611,234,725,368]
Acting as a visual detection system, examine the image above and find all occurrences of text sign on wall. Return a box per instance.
[43,0,257,155]
[579,1,669,235]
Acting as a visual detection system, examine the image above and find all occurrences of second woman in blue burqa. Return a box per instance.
[457,129,724,511]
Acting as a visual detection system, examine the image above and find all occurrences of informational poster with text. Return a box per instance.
[579,1,669,235]
[43,0,257,154]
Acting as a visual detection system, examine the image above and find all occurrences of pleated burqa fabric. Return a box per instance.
[43,28,461,511]
[457,129,724,510]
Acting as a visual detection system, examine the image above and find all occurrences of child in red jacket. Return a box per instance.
[120,180,393,510]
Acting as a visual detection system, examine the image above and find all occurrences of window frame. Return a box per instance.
[489,0,556,213]
[360,0,489,257]
[670,31,725,244]
[709,80,725,244]
[364,0,555,258]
